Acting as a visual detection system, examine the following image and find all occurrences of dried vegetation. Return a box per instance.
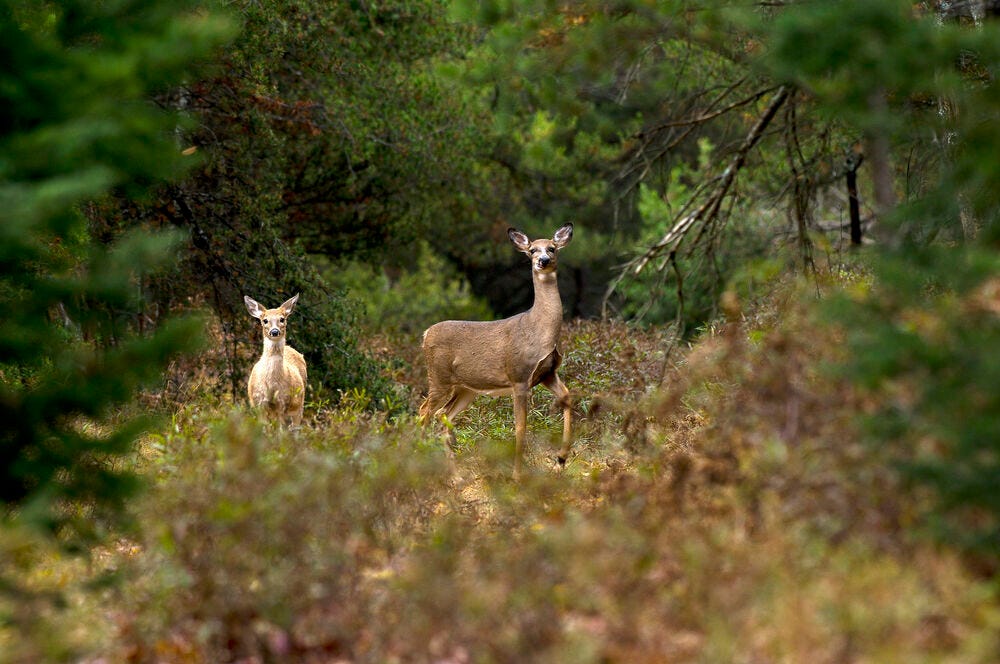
[6,281,999,664]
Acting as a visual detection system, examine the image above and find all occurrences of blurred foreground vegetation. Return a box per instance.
[3,0,1000,661]
[5,286,1000,662]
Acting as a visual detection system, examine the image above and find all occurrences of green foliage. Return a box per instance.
[324,243,493,335]
[445,1,834,317]
[0,0,233,537]
[760,0,1000,562]
[223,0,486,258]
[89,0,496,401]
[0,1,234,656]
[760,0,1000,242]
[613,139,776,328]
[829,248,1000,556]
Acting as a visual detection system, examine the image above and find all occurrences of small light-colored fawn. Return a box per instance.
[244,293,308,426]
[419,223,574,479]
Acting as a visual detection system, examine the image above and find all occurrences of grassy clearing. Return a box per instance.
[4,281,999,663]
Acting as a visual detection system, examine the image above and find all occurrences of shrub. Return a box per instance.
[116,407,453,662]
[323,243,494,336]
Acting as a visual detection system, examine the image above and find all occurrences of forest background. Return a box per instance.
[3,0,1000,661]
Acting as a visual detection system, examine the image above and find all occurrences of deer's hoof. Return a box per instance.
[556,455,567,467]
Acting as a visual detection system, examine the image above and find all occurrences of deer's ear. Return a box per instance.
[553,223,574,248]
[280,293,300,316]
[244,296,263,319]
[508,228,531,252]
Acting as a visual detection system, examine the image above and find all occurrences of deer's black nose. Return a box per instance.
[269,328,281,337]
[538,255,551,267]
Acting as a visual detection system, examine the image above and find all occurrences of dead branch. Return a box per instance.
[639,82,777,133]
[615,79,758,195]
[602,85,791,317]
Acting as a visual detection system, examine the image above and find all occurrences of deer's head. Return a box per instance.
[244,293,299,341]
[508,223,573,274]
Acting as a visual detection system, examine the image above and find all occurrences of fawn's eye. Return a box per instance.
[530,248,538,254]
[262,319,268,325]
[279,317,285,323]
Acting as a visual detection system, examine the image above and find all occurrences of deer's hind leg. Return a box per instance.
[541,372,573,466]
[420,385,477,457]
[439,387,477,449]
[418,384,450,422]
[441,387,477,421]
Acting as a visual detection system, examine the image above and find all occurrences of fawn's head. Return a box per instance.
[244,293,299,341]
[508,223,573,274]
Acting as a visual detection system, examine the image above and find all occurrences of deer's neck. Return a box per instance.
[527,270,563,344]
[261,336,286,361]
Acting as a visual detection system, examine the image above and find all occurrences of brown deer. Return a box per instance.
[244,294,308,426]
[419,224,574,479]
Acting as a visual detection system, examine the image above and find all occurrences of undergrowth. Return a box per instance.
[4,278,999,663]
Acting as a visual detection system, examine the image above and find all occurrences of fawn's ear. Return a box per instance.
[508,228,531,253]
[553,223,574,248]
[280,293,300,316]
[244,296,263,319]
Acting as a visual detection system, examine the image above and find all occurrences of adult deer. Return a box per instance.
[244,294,308,427]
[419,224,574,479]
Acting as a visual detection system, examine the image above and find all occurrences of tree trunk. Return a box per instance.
[846,152,864,246]
[866,88,897,246]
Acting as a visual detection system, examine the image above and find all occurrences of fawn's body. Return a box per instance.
[420,224,574,479]
[245,294,308,426]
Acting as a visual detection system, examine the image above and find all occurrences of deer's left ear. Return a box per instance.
[508,228,531,253]
[280,293,300,316]
[553,223,574,248]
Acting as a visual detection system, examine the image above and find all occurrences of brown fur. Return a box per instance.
[245,294,308,426]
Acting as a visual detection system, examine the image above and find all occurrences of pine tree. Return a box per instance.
[763,0,1000,562]
[0,1,234,539]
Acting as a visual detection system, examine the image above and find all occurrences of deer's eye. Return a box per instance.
[530,248,538,254]
[279,317,285,323]
[262,319,268,325]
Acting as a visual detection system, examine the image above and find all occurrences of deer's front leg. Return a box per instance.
[512,386,530,480]
[541,372,573,466]
[552,375,573,466]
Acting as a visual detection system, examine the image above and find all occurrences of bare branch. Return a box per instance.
[639,82,779,133]
[602,85,791,317]
[615,79,759,195]
[638,86,789,272]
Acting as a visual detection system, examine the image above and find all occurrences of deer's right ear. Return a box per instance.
[244,296,263,319]
[508,228,531,252]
